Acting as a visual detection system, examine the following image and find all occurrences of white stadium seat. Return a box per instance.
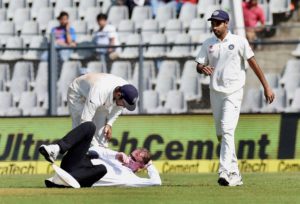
[155,5,176,29]
[131,6,152,30]
[141,19,159,44]
[108,6,129,28]
[0,37,23,60]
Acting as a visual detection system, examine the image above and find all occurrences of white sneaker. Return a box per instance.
[229,173,243,186]
[218,172,230,186]
[39,144,60,163]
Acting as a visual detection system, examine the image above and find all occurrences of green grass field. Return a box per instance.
[0,173,300,204]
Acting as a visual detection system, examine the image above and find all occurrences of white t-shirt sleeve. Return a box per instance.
[195,41,209,65]
[106,106,123,127]
[242,38,254,60]
[124,164,162,187]
[80,86,103,123]
[107,25,117,39]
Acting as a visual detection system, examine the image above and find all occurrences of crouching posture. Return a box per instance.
[39,122,161,188]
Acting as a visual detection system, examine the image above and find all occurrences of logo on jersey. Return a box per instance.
[209,45,214,53]
[228,44,234,50]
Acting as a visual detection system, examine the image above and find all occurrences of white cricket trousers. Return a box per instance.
[210,88,243,175]
[67,86,109,147]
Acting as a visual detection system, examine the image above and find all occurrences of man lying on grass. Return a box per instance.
[39,122,161,188]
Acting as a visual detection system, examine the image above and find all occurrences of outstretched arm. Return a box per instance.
[247,56,275,104]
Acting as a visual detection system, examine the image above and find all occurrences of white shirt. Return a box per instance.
[69,73,128,126]
[90,146,162,187]
[93,24,120,54]
[195,32,254,93]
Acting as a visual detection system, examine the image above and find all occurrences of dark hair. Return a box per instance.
[57,11,69,20]
[137,148,151,165]
[97,13,107,21]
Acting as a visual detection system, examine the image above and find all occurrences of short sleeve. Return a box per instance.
[70,27,77,42]
[242,38,254,60]
[195,41,209,65]
[107,25,117,39]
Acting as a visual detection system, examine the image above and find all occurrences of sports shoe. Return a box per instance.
[218,172,230,186]
[229,173,243,186]
[39,144,60,163]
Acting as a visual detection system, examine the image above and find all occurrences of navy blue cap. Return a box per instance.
[120,84,138,111]
[208,10,229,21]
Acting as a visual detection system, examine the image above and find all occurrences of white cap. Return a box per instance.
[49,164,81,188]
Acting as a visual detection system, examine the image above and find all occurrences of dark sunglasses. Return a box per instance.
[130,153,137,162]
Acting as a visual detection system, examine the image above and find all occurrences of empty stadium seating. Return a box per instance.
[0,1,297,116]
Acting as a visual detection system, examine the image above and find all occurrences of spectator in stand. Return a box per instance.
[125,0,151,17]
[92,13,121,68]
[41,11,77,62]
[242,0,265,42]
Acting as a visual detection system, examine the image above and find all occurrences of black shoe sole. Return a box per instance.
[39,146,53,163]
[45,180,68,188]
[218,177,229,186]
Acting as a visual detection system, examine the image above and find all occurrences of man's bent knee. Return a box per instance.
[81,122,96,138]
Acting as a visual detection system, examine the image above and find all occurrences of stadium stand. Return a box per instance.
[118,33,141,59]
[32,62,49,107]
[131,60,155,90]
[155,5,176,30]
[78,0,97,19]
[110,61,132,81]
[37,7,54,32]
[141,19,159,44]
[180,75,202,102]
[164,19,183,43]
[23,36,47,60]
[166,33,192,58]
[13,8,30,32]
[84,7,101,31]
[57,61,81,104]
[0,91,14,116]
[260,88,287,113]
[0,8,6,21]
[117,19,135,44]
[54,0,73,17]
[241,88,263,113]
[131,6,152,30]
[144,33,167,58]
[179,3,197,30]
[0,0,298,115]
[7,0,26,20]
[0,21,15,45]
[164,90,187,113]
[269,0,291,14]
[21,21,39,45]
[62,7,78,22]
[188,18,208,43]
[107,5,129,28]
[143,90,161,113]
[0,63,10,83]
[86,61,107,73]
[0,36,23,60]
[285,88,300,112]
[30,0,50,19]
